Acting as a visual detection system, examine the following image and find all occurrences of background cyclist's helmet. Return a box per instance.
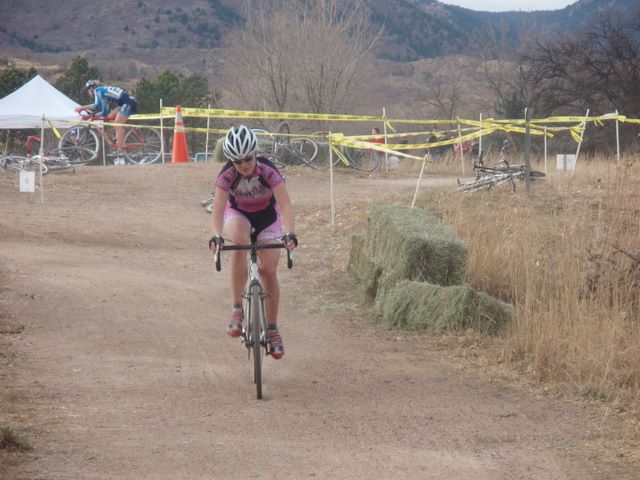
[223,125,257,161]
[85,79,100,90]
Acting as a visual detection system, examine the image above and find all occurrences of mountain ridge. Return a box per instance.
[0,0,637,63]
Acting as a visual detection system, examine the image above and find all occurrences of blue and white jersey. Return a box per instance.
[92,85,128,117]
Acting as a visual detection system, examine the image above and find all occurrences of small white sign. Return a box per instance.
[19,171,35,192]
[556,154,576,171]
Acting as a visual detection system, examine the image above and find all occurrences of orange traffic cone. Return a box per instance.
[171,105,189,163]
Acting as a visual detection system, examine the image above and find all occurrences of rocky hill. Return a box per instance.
[0,0,638,62]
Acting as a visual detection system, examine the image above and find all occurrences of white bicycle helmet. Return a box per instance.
[223,125,257,161]
[85,79,100,89]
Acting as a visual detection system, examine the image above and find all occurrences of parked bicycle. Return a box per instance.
[311,131,381,172]
[0,154,48,175]
[57,110,163,165]
[254,122,320,169]
[212,240,293,399]
[457,156,545,193]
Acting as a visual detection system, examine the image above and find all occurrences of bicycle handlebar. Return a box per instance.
[79,110,111,122]
[213,242,293,272]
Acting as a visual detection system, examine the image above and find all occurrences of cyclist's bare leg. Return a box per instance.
[258,247,281,327]
[114,110,128,152]
[223,218,251,306]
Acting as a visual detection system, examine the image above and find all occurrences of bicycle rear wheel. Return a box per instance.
[252,128,276,156]
[249,283,263,399]
[344,146,380,172]
[124,128,162,165]
[58,127,99,164]
[289,137,320,169]
[265,154,287,171]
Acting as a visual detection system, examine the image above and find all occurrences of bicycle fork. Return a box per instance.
[241,263,271,356]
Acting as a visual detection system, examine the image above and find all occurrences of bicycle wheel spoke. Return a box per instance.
[58,128,99,164]
[124,128,162,164]
[289,138,320,169]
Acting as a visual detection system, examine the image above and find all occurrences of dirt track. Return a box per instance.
[0,163,636,479]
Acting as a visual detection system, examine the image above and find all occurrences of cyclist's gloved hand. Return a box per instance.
[283,232,298,249]
[209,235,224,250]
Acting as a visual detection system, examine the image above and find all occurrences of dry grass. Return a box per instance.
[418,156,640,431]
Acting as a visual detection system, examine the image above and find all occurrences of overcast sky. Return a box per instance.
[440,0,577,12]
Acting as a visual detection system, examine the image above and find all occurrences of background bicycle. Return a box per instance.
[457,156,545,193]
[259,122,320,170]
[311,131,381,172]
[57,111,163,165]
[0,154,48,175]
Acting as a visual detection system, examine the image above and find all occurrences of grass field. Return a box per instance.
[419,156,640,435]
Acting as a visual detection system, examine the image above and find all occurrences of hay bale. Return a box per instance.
[365,205,467,286]
[214,137,226,163]
[378,280,511,334]
[348,233,383,302]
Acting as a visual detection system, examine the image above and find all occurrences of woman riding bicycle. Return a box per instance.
[75,79,138,165]
[209,125,297,360]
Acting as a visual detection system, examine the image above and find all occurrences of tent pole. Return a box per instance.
[159,98,165,164]
[40,115,45,202]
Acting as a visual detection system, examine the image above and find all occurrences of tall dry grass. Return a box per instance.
[420,156,640,419]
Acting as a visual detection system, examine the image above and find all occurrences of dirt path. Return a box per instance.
[0,163,635,479]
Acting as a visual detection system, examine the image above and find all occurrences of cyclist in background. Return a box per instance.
[75,79,138,165]
[209,125,297,360]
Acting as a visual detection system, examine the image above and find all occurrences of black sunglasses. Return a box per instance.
[232,155,254,165]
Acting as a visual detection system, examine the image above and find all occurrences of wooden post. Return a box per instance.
[411,153,428,209]
[457,120,465,175]
[204,103,211,163]
[39,115,45,202]
[382,107,389,172]
[572,109,589,176]
[329,132,335,226]
[478,112,483,161]
[159,98,165,164]
[615,110,621,164]
[544,125,548,174]
[524,108,531,193]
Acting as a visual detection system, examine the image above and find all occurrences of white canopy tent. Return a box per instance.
[0,74,81,129]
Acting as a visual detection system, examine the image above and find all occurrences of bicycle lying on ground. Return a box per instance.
[57,111,163,165]
[0,154,49,175]
[212,239,293,399]
[457,156,545,193]
[253,124,320,170]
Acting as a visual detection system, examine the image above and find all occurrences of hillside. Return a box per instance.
[0,0,638,63]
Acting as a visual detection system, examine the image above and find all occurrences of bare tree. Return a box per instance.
[297,0,379,114]
[420,57,465,119]
[219,0,379,120]
[470,22,557,119]
[525,13,640,117]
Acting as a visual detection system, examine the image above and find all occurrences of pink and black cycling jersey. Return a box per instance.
[215,156,284,213]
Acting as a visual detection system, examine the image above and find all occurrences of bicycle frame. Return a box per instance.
[213,241,292,399]
[58,111,162,165]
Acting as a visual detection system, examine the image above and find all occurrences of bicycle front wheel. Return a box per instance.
[250,283,263,399]
[59,127,99,164]
[124,128,162,165]
[3,156,48,175]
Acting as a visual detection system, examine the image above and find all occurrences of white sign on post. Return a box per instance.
[19,171,36,192]
[556,154,576,171]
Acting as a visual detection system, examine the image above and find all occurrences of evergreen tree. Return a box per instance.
[54,56,101,104]
[134,70,216,113]
[0,66,38,98]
